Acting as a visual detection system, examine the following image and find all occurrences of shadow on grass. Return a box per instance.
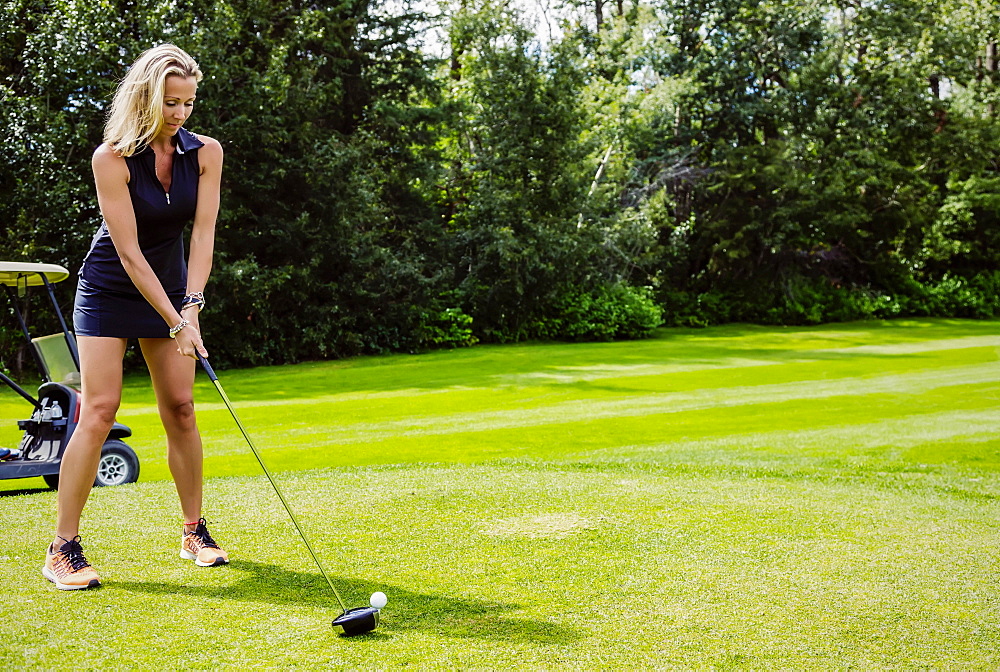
[114,559,581,644]
[0,486,51,497]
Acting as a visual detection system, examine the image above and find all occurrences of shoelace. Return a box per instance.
[59,535,92,572]
[190,518,220,549]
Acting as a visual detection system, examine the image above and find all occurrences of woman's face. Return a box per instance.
[159,74,198,138]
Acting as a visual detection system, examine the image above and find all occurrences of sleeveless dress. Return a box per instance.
[73,128,204,338]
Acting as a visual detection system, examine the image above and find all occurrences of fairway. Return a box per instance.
[1,319,999,668]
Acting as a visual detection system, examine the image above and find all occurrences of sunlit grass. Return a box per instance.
[1,319,998,667]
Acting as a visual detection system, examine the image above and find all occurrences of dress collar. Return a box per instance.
[174,127,205,155]
[135,127,204,157]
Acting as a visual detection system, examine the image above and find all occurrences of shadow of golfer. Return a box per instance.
[114,559,581,644]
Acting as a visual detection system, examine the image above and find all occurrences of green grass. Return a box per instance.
[1,319,999,668]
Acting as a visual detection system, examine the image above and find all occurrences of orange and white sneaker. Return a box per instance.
[180,518,229,567]
[42,536,101,590]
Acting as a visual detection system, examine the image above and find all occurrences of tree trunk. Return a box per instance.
[595,0,604,29]
[450,48,463,81]
[450,0,467,81]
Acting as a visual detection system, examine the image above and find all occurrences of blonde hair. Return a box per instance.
[104,44,203,156]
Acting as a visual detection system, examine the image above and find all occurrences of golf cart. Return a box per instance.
[0,262,139,489]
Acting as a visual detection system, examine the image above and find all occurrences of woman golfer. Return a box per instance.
[43,44,228,590]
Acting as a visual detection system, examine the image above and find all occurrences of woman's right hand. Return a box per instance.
[174,321,207,360]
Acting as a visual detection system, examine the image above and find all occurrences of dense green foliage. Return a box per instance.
[2,0,998,370]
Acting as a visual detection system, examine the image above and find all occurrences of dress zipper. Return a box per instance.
[166,192,171,205]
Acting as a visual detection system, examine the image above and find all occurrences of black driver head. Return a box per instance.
[331,607,380,636]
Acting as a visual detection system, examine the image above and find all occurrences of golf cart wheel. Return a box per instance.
[43,473,60,489]
[94,440,139,487]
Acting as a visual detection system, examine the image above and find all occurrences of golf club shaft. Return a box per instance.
[197,354,348,613]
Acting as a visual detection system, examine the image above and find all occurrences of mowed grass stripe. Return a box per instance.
[183,390,999,483]
[813,334,1000,355]
[587,408,1000,460]
[186,364,997,449]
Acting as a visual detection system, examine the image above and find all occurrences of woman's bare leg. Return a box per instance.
[139,337,202,525]
[53,336,127,546]
[140,337,227,566]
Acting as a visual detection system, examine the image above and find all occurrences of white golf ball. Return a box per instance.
[370,591,387,609]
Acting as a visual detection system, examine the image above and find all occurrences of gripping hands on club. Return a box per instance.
[173,317,207,360]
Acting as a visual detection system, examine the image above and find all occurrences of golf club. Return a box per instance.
[196,353,380,636]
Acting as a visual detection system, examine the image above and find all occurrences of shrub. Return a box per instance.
[537,283,663,342]
[412,307,478,349]
[659,271,1000,329]
[901,272,1000,319]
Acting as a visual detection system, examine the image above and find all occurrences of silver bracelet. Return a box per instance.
[169,319,190,339]
[181,292,206,312]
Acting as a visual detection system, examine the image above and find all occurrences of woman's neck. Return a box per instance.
[149,134,176,154]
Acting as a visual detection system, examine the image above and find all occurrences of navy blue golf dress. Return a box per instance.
[74,128,204,338]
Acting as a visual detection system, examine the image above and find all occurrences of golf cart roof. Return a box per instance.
[0,262,71,287]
